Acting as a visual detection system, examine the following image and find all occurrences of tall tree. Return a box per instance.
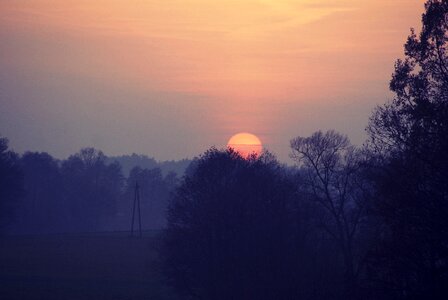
[367,0,448,158]
[366,1,448,298]
[290,130,372,298]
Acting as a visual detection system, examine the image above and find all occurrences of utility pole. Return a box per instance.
[130,181,142,237]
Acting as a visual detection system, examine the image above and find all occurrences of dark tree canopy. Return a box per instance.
[366,1,448,298]
[367,0,448,157]
[161,148,307,300]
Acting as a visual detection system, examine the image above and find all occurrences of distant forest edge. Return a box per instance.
[0,145,191,235]
[106,154,191,177]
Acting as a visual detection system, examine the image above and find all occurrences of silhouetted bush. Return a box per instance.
[161,149,313,299]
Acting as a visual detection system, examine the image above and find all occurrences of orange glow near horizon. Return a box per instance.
[0,0,426,160]
[227,133,263,158]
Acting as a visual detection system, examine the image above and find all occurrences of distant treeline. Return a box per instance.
[0,145,190,234]
[106,154,191,177]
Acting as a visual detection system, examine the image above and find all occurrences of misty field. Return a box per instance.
[0,232,178,300]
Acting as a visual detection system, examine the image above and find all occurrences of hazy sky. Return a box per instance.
[0,0,425,161]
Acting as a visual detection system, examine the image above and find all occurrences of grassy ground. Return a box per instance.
[0,232,179,300]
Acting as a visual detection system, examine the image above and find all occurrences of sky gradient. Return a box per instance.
[0,0,425,161]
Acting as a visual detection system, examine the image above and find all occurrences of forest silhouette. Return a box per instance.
[1,1,448,299]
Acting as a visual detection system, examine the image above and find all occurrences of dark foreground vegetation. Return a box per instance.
[1,1,448,299]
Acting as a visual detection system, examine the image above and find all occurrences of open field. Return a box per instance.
[0,232,179,300]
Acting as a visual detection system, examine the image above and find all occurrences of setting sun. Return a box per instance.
[227,132,263,158]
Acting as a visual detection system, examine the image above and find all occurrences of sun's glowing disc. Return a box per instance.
[227,132,263,158]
